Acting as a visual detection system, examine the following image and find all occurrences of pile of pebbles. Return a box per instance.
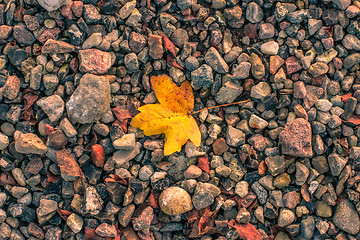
[0,0,360,239]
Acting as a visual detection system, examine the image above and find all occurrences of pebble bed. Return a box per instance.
[0,0,360,239]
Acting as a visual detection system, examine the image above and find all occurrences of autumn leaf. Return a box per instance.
[161,32,176,58]
[130,75,201,155]
[344,114,360,125]
[227,220,263,240]
[197,155,210,174]
[341,92,352,102]
[56,149,83,178]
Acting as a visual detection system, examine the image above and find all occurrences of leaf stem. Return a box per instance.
[191,99,251,115]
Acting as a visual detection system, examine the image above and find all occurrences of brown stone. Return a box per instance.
[71,1,83,18]
[42,39,75,54]
[78,49,113,74]
[47,130,68,149]
[283,191,300,209]
[213,138,229,155]
[129,31,147,53]
[13,25,36,46]
[148,34,163,60]
[279,118,313,157]
[1,75,20,100]
[285,56,302,74]
[269,55,285,75]
[159,187,193,215]
[38,28,61,43]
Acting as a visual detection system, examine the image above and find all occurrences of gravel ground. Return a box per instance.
[0,0,360,239]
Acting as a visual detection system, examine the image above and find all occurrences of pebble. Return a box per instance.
[78,49,113,74]
[159,187,193,215]
[66,74,111,124]
[191,64,214,88]
[260,41,279,55]
[279,118,313,157]
[15,133,47,155]
[37,95,64,122]
[250,53,266,80]
[66,213,83,234]
[205,47,229,74]
[333,199,360,234]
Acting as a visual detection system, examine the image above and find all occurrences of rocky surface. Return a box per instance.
[0,0,359,239]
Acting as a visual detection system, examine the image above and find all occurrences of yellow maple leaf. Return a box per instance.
[130,75,201,156]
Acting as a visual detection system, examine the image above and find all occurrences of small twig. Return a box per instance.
[191,99,251,115]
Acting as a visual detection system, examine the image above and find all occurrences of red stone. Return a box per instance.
[243,23,258,39]
[38,28,61,43]
[213,138,229,155]
[72,1,84,18]
[60,1,76,20]
[91,144,105,168]
[283,191,300,209]
[286,56,302,74]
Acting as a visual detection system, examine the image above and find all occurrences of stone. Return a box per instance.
[246,2,263,23]
[251,82,271,100]
[279,118,313,157]
[66,213,83,234]
[177,0,193,10]
[84,186,103,215]
[1,76,20,100]
[232,62,251,80]
[24,15,39,31]
[124,53,139,73]
[36,199,58,217]
[132,206,153,234]
[113,134,135,150]
[171,28,189,48]
[235,181,249,198]
[42,39,75,54]
[37,0,71,12]
[66,74,111,124]
[15,133,47,155]
[333,199,360,234]
[260,41,279,55]
[82,33,102,49]
[265,155,285,176]
[226,126,245,147]
[270,55,285,75]
[113,142,141,166]
[119,0,136,19]
[118,204,135,227]
[0,133,9,150]
[148,34,163,60]
[249,114,268,130]
[332,0,351,10]
[191,64,214,88]
[278,208,295,227]
[78,49,113,74]
[192,183,221,210]
[129,31,147,53]
[95,223,117,238]
[184,165,202,178]
[342,34,360,50]
[205,47,229,74]
[0,25,12,40]
[286,56,302,74]
[250,53,265,79]
[83,4,101,24]
[159,187,193,215]
[13,25,36,46]
[37,95,64,122]
[328,153,347,176]
[215,81,243,104]
[308,62,329,77]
